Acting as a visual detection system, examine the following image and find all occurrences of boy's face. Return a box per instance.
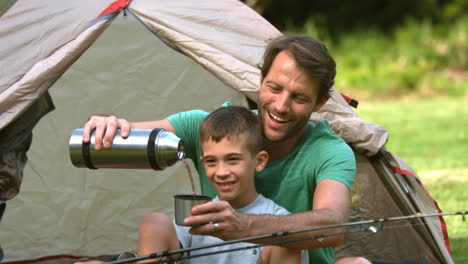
[200,136,267,209]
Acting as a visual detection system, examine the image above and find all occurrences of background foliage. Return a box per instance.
[297,17,467,99]
[244,0,467,99]
[245,0,467,39]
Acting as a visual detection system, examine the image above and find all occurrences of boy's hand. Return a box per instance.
[185,200,252,240]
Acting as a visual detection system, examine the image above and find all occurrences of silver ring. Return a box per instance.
[213,222,220,232]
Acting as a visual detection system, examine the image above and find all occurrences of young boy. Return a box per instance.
[137,105,305,263]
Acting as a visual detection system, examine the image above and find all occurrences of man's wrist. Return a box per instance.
[244,213,279,237]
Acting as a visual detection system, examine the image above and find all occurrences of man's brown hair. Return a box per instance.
[261,35,336,101]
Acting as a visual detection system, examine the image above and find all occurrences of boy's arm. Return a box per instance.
[186,179,350,249]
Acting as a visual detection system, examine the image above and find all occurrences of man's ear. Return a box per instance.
[313,97,328,112]
[255,150,269,172]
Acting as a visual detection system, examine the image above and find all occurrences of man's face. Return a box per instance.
[201,136,260,209]
[259,51,324,143]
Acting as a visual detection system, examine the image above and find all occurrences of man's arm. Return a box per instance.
[82,115,175,150]
[185,179,350,249]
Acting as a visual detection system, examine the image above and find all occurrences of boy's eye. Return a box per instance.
[227,157,241,164]
[204,159,217,166]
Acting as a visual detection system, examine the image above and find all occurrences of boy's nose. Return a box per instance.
[215,163,230,178]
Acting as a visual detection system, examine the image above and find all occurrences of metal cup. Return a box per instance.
[174,194,212,226]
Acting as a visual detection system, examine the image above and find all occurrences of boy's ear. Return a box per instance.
[255,150,269,172]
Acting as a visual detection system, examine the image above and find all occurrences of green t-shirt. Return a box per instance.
[167,109,356,264]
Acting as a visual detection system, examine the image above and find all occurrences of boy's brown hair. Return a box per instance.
[200,105,263,155]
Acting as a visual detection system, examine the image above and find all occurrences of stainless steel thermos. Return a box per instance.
[69,128,185,170]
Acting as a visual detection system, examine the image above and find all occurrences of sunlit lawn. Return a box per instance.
[354,97,468,263]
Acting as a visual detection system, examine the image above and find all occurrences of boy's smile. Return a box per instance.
[201,136,267,209]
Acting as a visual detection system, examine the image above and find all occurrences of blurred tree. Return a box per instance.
[243,0,467,38]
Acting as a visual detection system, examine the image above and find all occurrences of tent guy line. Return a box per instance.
[104,211,467,264]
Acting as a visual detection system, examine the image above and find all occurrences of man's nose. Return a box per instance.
[273,93,291,113]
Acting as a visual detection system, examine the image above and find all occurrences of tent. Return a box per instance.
[0,0,452,263]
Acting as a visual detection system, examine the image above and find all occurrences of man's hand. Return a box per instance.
[82,115,131,150]
[184,200,252,240]
[185,180,351,249]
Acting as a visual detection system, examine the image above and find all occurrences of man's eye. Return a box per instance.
[293,94,309,104]
[269,86,281,93]
[295,97,308,104]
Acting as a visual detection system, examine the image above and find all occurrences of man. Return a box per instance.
[83,35,369,263]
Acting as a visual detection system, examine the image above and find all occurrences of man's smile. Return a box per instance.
[267,110,289,123]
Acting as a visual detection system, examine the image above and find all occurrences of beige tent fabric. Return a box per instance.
[310,88,389,156]
[389,153,453,263]
[0,0,114,129]
[0,0,17,16]
[0,19,113,129]
[129,0,282,103]
[335,151,453,264]
[336,153,427,262]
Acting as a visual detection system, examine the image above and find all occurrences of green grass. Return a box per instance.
[290,17,468,99]
[421,170,468,263]
[355,98,468,262]
[356,98,468,171]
